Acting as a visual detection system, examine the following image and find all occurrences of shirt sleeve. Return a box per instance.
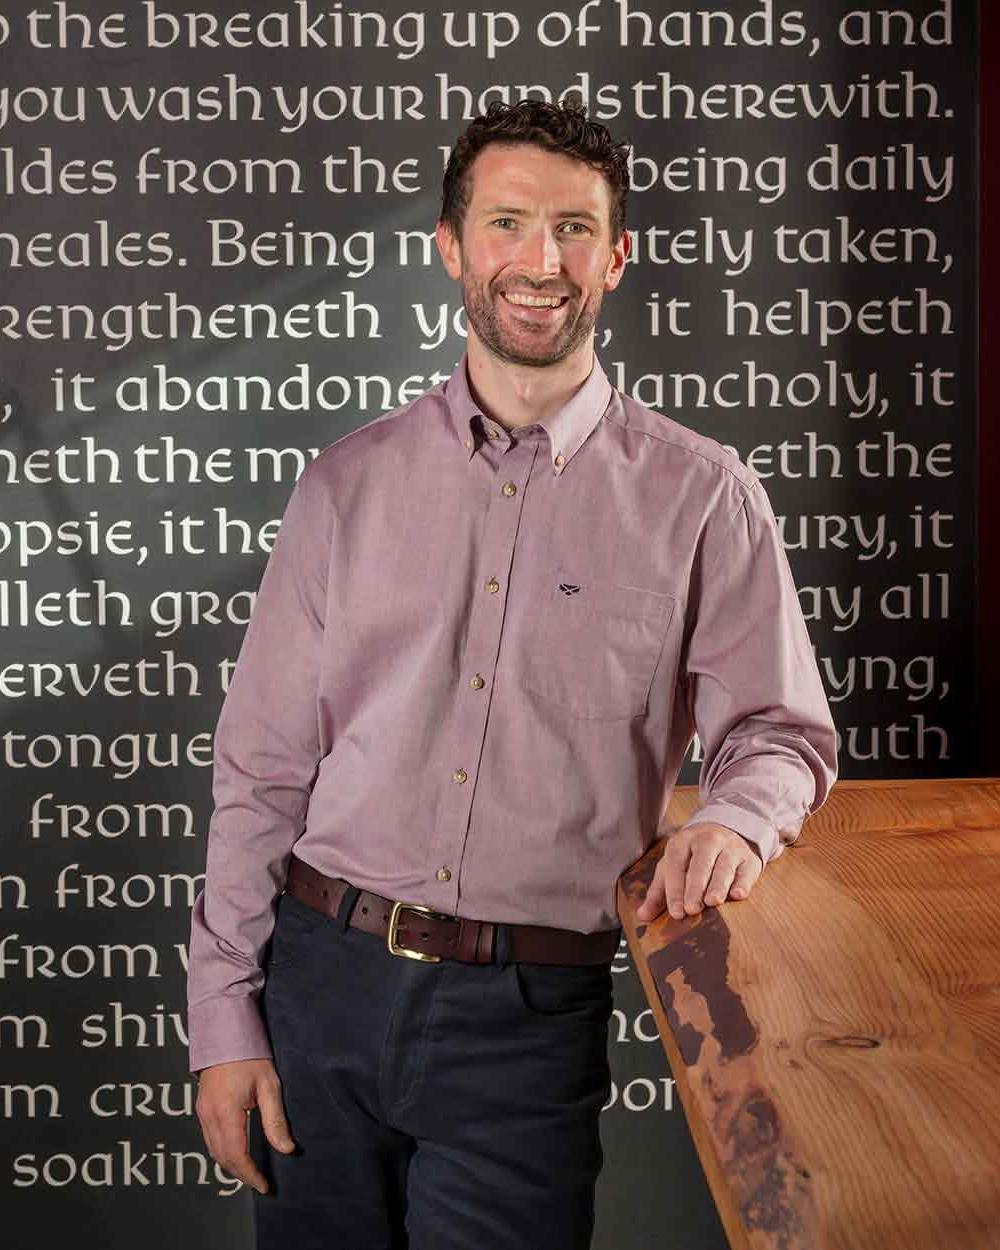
[677,477,839,865]
[186,461,332,1073]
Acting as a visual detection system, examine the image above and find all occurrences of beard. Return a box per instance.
[460,267,604,368]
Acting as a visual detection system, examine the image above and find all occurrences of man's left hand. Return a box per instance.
[634,822,763,923]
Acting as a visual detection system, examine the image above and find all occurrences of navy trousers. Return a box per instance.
[249,887,616,1250]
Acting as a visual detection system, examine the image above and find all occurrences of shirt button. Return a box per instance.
[464,438,473,449]
[486,577,500,593]
[452,768,468,784]
[488,428,500,439]
[554,453,565,467]
[437,867,452,882]
[501,480,517,497]
[470,674,485,689]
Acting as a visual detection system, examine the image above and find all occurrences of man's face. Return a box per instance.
[436,143,629,368]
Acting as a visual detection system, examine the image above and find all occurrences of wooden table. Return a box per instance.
[616,778,1000,1250]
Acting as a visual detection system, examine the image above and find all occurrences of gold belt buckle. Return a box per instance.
[387,900,457,962]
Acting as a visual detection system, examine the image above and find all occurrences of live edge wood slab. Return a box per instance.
[616,777,1000,1250]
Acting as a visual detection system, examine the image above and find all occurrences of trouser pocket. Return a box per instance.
[511,961,613,1017]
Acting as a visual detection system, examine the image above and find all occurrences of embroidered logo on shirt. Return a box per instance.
[558,582,581,595]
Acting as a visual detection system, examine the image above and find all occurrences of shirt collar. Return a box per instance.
[444,349,613,476]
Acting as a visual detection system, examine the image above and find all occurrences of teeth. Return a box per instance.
[504,292,564,307]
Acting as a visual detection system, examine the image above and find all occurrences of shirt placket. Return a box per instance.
[421,424,543,915]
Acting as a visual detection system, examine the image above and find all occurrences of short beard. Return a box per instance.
[462,273,601,368]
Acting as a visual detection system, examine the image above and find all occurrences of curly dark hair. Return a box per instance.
[439,99,631,247]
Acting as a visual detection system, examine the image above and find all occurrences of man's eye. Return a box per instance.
[491,219,589,234]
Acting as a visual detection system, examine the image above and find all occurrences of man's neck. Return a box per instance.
[465,337,595,431]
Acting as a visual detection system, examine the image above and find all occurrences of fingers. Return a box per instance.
[635,837,689,922]
[257,1073,296,1155]
[204,1098,269,1195]
[195,1059,288,1196]
[729,851,762,900]
[634,824,763,923]
[634,870,667,922]
[665,835,696,919]
[703,851,739,907]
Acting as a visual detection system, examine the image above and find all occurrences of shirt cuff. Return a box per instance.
[187,993,273,1074]
[677,801,782,865]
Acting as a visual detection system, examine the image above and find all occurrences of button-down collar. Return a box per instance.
[445,349,613,475]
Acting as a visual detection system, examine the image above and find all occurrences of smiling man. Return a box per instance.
[188,99,838,1250]
[441,143,613,374]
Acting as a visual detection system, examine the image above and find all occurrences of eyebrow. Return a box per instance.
[482,206,601,222]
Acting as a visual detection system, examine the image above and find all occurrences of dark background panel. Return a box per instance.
[0,2,979,1246]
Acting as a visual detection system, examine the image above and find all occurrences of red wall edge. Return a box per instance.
[980,4,995,775]
[977,3,998,773]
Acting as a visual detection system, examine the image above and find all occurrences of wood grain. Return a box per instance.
[616,778,1000,1250]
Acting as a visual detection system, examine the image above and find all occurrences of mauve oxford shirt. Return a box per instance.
[186,348,838,1072]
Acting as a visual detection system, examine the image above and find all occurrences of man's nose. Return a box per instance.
[517,227,563,276]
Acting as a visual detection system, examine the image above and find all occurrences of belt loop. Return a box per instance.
[336,883,361,932]
[493,922,511,968]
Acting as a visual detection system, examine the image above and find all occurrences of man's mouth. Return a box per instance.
[500,291,571,316]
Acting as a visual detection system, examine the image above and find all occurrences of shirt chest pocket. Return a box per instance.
[520,567,676,720]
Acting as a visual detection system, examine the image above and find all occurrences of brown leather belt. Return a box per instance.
[283,853,621,966]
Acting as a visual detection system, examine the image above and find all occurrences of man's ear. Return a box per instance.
[435,219,462,281]
[603,228,631,292]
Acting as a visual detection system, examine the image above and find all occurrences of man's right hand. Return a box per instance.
[195,1058,296,1195]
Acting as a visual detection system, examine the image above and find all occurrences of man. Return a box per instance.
[188,99,838,1249]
